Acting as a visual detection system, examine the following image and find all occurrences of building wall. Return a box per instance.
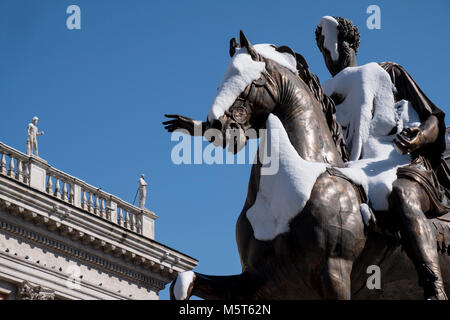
[0,142,198,300]
[0,208,161,299]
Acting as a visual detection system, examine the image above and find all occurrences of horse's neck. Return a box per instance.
[272,79,344,166]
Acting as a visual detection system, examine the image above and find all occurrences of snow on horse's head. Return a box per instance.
[205,31,299,154]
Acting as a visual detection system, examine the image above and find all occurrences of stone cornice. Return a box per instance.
[0,219,166,291]
[0,174,198,283]
[0,251,132,300]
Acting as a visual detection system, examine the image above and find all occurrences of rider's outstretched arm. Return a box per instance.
[163,114,209,136]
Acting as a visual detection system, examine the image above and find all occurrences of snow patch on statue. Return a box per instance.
[246,114,328,241]
[323,62,398,161]
[318,16,340,62]
[323,63,421,211]
[254,44,298,74]
[173,271,195,300]
[208,44,298,122]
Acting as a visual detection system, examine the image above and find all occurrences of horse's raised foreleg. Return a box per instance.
[170,271,263,300]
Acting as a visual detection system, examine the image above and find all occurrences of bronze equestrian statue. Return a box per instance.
[163,29,450,299]
[315,16,449,300]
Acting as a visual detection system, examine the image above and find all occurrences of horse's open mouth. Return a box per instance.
[226,126,247,154]
[208,118,248,154]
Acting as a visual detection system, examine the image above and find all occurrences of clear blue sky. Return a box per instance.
[0,0,449,300]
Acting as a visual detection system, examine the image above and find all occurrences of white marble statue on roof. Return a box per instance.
[27,116,44,156]
[138,174,148,209]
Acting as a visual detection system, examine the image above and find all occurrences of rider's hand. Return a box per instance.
[394,127,423,154]
[163,114,201,136]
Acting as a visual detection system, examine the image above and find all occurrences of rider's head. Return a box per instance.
[315,16,360,76]
[32,116,39,124]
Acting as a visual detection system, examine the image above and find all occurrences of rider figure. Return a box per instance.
[315,16,449,300]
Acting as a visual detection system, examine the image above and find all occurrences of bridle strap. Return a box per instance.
[226,71,278,123]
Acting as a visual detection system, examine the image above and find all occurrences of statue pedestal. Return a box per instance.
[28,156,48,192]
[141,209,156,239]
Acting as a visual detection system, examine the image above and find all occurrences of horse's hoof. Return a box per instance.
[171,271,195,300]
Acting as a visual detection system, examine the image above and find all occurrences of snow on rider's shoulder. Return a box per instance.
[323,62,396,161]
[322,62,394,98]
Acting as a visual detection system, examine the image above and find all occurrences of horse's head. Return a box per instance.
[206,31,298,154]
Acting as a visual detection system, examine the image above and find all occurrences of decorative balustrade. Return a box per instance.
[0,143,30,184]
[0,141,154,238]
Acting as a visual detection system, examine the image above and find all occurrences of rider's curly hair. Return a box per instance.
[315,16,360,54]
[334,16,360,53]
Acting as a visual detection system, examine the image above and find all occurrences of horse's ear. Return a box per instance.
[229,38,240,57]
[239,30,258,61]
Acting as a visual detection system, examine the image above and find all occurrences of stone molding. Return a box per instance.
[0,175,197,286]
[0,252,137,300]
[0,218,166,290]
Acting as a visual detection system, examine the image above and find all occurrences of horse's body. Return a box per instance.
[167,33,450,299]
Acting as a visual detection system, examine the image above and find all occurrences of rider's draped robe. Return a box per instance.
[380,62,450,217]
[293,52,449,217]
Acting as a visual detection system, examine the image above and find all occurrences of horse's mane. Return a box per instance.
[291,50,350,162]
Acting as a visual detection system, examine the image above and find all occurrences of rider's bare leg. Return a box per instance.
[391,178,447,300]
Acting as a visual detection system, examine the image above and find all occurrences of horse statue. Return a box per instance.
[163,31,450,299]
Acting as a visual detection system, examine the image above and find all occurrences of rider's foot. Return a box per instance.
[425,285,448,300]
[420,263,448,300]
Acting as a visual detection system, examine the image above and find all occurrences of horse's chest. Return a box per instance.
[246,115,328,241]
